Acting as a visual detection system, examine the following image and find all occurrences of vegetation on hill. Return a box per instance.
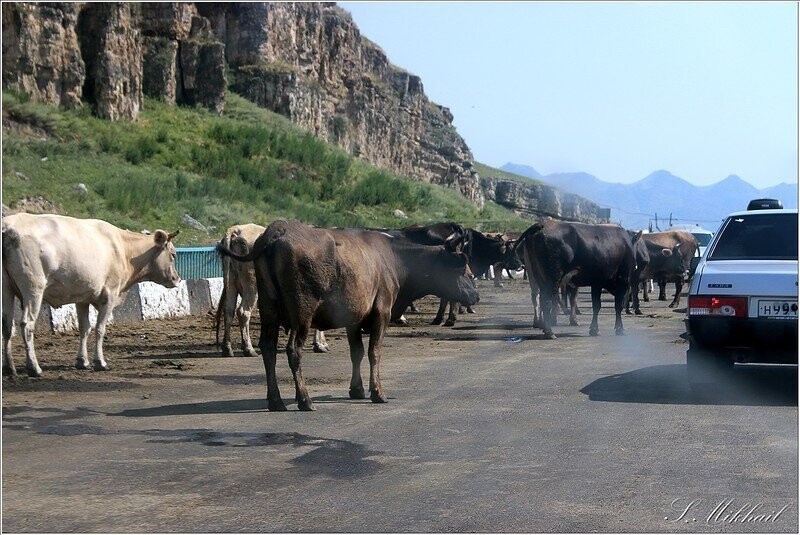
[474,162,543,186]
[2,91,530,245]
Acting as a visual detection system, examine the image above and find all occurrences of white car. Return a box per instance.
[684,200,798,387]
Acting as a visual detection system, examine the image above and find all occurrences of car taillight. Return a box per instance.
[688,296,747,317]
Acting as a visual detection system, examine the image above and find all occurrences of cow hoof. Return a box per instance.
[544,332,557,340]
[393,316,409,326]
[349,387,365,399]
[313,344,330,354]
[242,348,259,358]
[466,307,476,314]
[443,319,456,327]
[635,310,643,316]
[494,283,504,288]
[658,297,667,301]
[589,329,599,337]
[668,303,677,309]
[370,391,388,403]
[642,297,650,302]
[75,359,90,370]
[26,365,43,378]
[297,399,316,411]
[616,329,626,336]
[569,320,579,327]
[2,366,17,377]
[93,362,109,372]
[430,317,443,326]
[409,304,420,314]
[222,345,235,357]
[625,310,631,315]
[268,399,288,412]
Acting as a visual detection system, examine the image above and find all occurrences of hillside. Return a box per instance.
[501,163,798,230]
[2,91,531,245]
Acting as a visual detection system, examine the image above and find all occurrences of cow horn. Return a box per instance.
[168,230,180,241]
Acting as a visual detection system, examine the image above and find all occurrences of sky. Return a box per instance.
[338,1,798,189]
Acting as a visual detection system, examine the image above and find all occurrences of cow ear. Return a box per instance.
[634,230,643,242]
[154,229,169,246]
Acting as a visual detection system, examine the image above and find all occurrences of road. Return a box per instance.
[2,279,797,532]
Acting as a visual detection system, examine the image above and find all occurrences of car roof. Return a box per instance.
[725,208,799,218]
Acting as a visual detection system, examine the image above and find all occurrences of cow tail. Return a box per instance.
[1,225,22,301]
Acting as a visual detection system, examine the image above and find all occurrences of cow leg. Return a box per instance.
[221,286,237,358]
[2,275,17,377]
[642,280,650,302]
[313,329,330,353]
[443,301,457,327]
[589,285,602,336]
[614,287,627,336]
[657,279,667,301]
[75,303,92,370]
[92,298,114,371]
[493,263,504,288]
[286,326,314,411]
[669,280,683,308]
[431,298,447,325]
[539,287,558,339]
[237,295,258,358]
[367,320,388,403]
[346,326,365,399]
[259,322,285,411]
[19,292,44,377]
[568,288,579,326]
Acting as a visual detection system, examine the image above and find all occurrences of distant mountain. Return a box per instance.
[502,162,798,230]
[499,163,542,179]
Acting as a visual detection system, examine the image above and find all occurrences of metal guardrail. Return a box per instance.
[175,247,222,280]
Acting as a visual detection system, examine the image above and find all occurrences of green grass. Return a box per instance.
[474,162,543,186]
[2,91,530,245]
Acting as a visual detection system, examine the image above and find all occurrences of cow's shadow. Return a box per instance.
[581,364,797,406]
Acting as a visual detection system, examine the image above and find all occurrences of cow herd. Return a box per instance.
[2,213,698,410]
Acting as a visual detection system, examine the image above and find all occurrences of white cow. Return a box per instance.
[215,224,329,358]
[2,213,180,377]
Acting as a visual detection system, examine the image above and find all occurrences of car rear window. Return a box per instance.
[709,213,798,260]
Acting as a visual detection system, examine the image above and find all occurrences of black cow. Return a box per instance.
[516,221,642,339]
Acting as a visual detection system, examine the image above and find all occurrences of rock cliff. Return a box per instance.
[2,2,605,219]
[482,176,609,223]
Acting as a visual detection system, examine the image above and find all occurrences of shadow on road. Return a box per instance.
[111,397,268,417]
[581,364,797,406]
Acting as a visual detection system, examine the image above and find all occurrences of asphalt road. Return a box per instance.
[2,279,797,532]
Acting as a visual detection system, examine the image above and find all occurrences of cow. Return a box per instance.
[626,237,686,315]
[485,231,524,288]
[2,213,180,377]
[216,220,479,411]
[640,230,698,308]
[430,229,520,326]
[215,224,328,358]
[516,220,641,339]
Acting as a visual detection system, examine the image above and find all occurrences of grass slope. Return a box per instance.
[2,91,530,245]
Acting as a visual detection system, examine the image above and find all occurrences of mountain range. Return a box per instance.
[499,164,798,231]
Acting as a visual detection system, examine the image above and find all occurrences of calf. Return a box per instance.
[2,213,180,377]
[215,224,328,357]
[517,220,641,338]
[217,220,479,411]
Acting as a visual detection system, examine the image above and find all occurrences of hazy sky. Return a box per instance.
[339,1,798,188]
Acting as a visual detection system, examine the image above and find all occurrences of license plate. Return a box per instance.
[757,300,798,319]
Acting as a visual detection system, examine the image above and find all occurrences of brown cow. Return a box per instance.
[640,230,698,308]
[217,220,479,411]
[2,213,180,377]
[215,224,328,357]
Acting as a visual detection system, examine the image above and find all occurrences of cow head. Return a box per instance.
[149,229,181,288]
[435,249,480,306]
[499,238,524,271]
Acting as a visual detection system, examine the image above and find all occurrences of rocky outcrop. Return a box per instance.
[3,2,482,206]
[212,3,483,206]
[483,176,609,223]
